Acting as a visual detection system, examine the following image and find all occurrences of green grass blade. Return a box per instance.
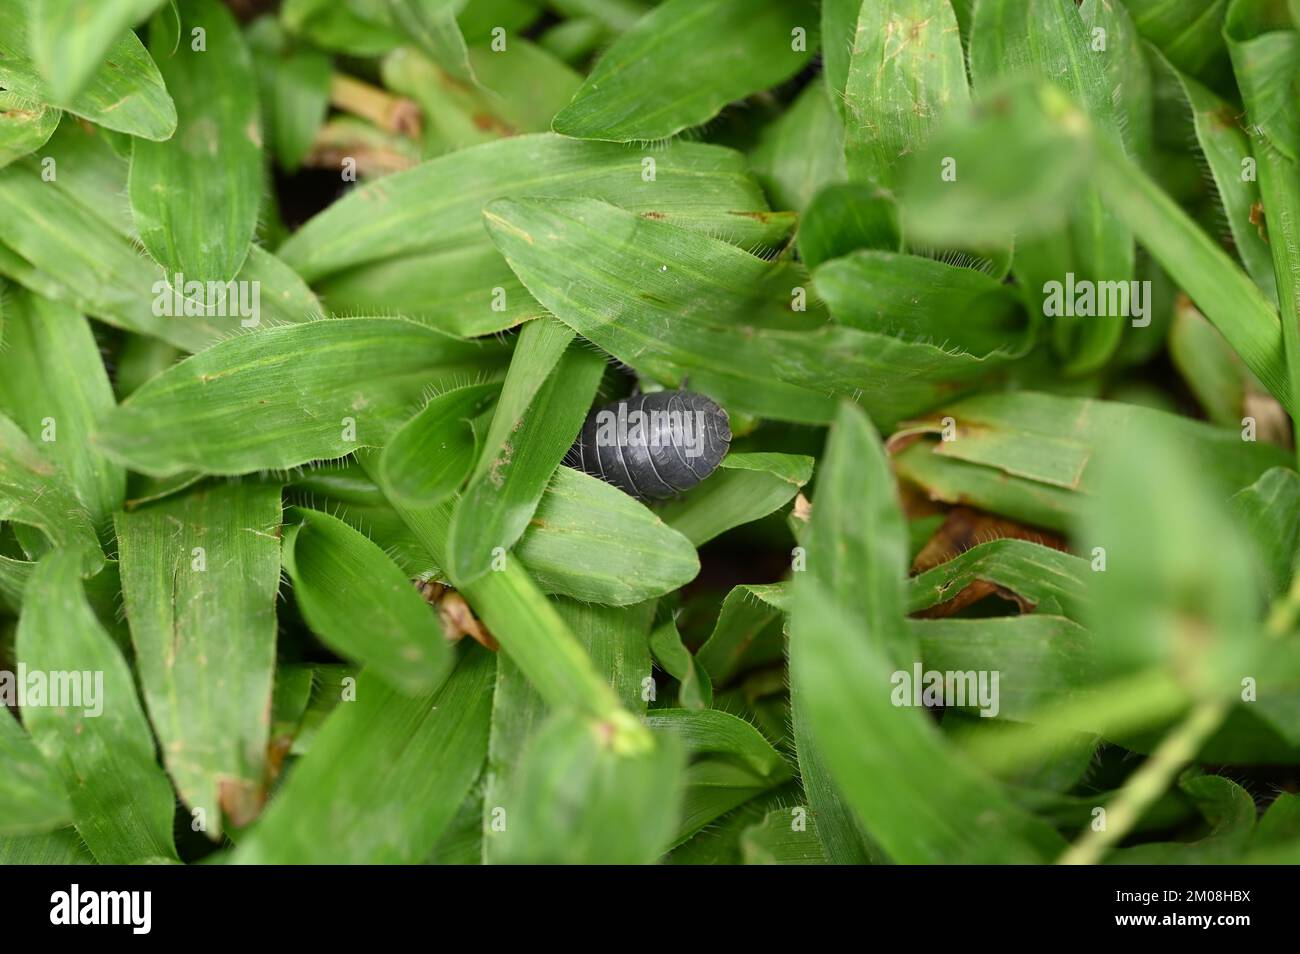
[648,616,712,709]
[551,0,817,142]
[0,92,59,168]
[695,583,787,685]
[278,133,787,283]
[484,196,836,423]
[448,321,604,583]
[0,290,124,538]
[644,709,791,780]
[232,646,496,864]
[790,402,1066,863]
[906,538,1092,619]
[30,0,166,102]
[740,808,828,864]
[95,318,508,477]
[514,466,699,605]
[17,549,178,863]
[482,598,655,862]
[379,382,499,508]
[115,483,282,836]
[283,506,452,694]
[0,412,102,565]
[797,183,901,269]
[842,0,970,187]
[813,250,1029,356]
[659,453,813,547]
[748,81,847,214]
[0,707,72,836]
[0,0,175,140]
[247,16,333,173]
[130,0,262,282]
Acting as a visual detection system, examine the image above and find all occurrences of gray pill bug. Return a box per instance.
[568,390,732,499]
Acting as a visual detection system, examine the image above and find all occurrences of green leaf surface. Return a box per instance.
[233,646,495,864]
[749,80,846,214]
[484,196,836,424]
[841,0,970,187]
[797,183,901,270]
[740,808,828,864]
[0,290,125,538]
[645,709,790,780]
[0,707,72,836]
[551,0,817,142]
[906,538,1092,619]
[115,483,282,835]
[659,453,813,547]
[648,616,712,709]
[17,549,178,863]
[0,0,175,140]
[283,506,452,694]
[0,92,59,168]
[513,466,700,605]
[448,320,604,582]
[790,403,1065,863]
[29,0,167,102]
[130,0,262,283]
[95,318,508,477]
[379,382,500,508]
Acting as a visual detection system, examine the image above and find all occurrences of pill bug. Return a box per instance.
[568,390,731,499]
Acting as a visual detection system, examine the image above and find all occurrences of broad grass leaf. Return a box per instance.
[1075,423,1264,691]
[648,616,712,709]
[1225,0,1300,161]
[1123,0,1234,88]
[908,615,1100,720]
[551,0,817,142]
[1081,0,1154,162]
[645,709,791,781]
[740,808,828,864]
[515,466,699,605]
[0,92,58,168]
[1108,775,1257,863]
[748,80,846,214]
[969,0,1134,373]
[233,646,496,864]
[447,320,604,583]
[29,0,166,103]
[695,582,787,685]
[281,0,404,56]
[1229,467,1300,600]
[0,150,320,351]
[130,0,262,283]
[790,402,1065,863]
[247,15,333,173]
[842,0,970,188]
[0,829,94,864]
[95,318,509,477]
[659,453,813,547]
[493,709,684,864]
[0,413,102,567]
[893,391,1291,531]
[0,290,124,538]
[813,250,1030,356]
[0,707,72,836]
[385,0,475,85]
[483,196,836,424]
[382,39,581,159]
[379,381,499,507]
[115,483,282,835]
[277,134,791,322]
[482,598,655,862]
[283,506,452,694]
[1169,303,1254,427]
[906,539,1092,620]
[0,0,175,140]
[797,183,901,270]
[17,549,178,863]
[1149,46,1276,301]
